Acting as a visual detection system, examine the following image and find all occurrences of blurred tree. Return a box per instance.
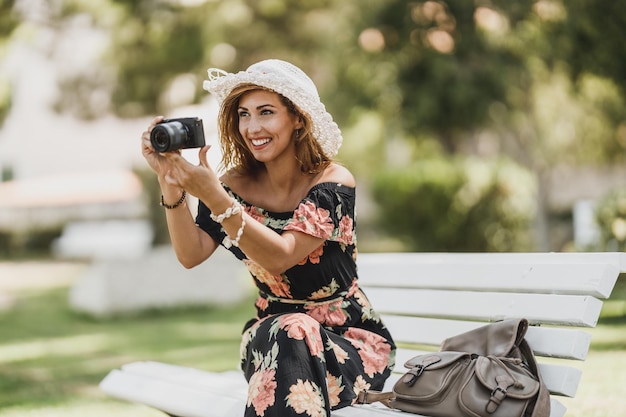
[372,156,535,252]
[544,1,626,97]
[0,0,19,36]
[52,0,345,119]
[45,0,626,165]
[595,187,626,252]
[331,0,535,153]
[538,0,626,166]
[7,0,625,251]
[0,0,19,125]
[335,0,626,250]
[7,0,626,157]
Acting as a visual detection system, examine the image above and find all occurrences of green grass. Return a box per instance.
[1,262,626,417]
[0,263,255,416]
[559,318,626,417]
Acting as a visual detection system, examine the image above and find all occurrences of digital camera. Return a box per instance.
[150,117,206,153]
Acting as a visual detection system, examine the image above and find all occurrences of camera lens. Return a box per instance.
[150,121,188,152]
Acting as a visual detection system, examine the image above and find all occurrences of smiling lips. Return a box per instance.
[251,138,271,147]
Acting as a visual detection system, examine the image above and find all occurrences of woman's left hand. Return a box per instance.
[162,146,222,198]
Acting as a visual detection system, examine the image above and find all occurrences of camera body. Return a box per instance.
[150,117,206,153]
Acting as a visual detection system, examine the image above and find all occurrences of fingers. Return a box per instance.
[151,115,165,125]
[198,145,211,168]
[161,150,184,163]
[157,144,214,189]
[142,115,164,151]
[145,115,164,137]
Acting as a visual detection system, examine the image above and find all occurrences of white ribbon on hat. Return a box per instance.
[207,68,228,82]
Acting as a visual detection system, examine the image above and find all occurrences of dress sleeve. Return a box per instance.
[195,199,222,240]
[284,183,356,245]
[195,184,241,243]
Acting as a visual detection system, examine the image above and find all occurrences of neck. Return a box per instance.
[263,157,306,194]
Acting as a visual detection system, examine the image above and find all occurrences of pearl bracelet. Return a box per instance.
[223,211,246,248]
[210,200,241,223]
[211,200,246,248]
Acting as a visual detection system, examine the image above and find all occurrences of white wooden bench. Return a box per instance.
[100,252,626,417]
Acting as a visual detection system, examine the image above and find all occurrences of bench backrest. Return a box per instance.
[356,252,626,417]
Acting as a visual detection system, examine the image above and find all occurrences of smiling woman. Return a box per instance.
[138,59,396,417]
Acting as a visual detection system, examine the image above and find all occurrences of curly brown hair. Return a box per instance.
[217,84,331,175]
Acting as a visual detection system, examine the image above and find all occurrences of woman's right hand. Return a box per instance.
[141,115,175,177]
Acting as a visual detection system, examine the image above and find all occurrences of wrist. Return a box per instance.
[160,190,187,209]
[210,198,246,248]
[158,177,183,195]
[205,186,236,215]
[210,199,241,223]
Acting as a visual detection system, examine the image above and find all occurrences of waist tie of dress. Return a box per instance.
[259,279,359,307]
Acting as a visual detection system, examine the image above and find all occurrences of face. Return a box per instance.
[237,89,302,164]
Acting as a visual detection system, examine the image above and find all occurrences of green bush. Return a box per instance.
[0,75,11,127]
[132,167,170,246]
[0,227,64,260]
[371,156,536,252]
[594,188,626,313]
[595,187,626,252]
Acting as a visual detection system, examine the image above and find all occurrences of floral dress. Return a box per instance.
[196,182,396,417]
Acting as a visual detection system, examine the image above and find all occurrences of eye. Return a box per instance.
[260,109,274,116]
[238,110,250,118]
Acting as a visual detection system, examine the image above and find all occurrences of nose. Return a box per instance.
[246,115,262,134]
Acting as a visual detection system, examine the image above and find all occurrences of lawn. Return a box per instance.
[1,260,625,416]
[0,260,254,416]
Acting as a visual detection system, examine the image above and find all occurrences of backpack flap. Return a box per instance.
[440,318,529,358]
[394,352,472,402]
[458,355,540,417]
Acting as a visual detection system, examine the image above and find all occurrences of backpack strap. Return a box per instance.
[356,390,395,408]
[519,338,551,417]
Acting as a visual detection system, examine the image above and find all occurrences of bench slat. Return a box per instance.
[101,361,568,417]
[334,404,420,416]
[380,315,592,360]
[538,363,583,399]
[100,369,246,417]
[359,261,618,299]
[366,288,604,327]
[358,252,626,276]
[121,361,247,395]
[330,399,565,417]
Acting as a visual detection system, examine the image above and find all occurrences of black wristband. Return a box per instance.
[160,190,187,209]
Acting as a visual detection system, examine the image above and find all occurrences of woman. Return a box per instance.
[141,59,395,417]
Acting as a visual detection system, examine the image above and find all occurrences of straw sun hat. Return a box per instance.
[202,59,343,158]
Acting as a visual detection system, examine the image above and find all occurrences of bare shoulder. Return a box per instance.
[320,163,356,187]
[219,169,256,194]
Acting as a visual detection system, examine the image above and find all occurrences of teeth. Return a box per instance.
[252,138,271,146]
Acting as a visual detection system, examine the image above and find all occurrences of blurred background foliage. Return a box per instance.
[2,0,626,252]
[596,188,626,252]
[372,156,535,251]
[0,0,19,126]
